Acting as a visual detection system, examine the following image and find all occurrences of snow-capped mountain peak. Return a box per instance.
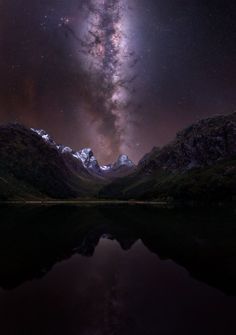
[100,164,113,172]
[116,154,134,168]
[31,128,135,178]
[60,146,73,154]
[75,148,100,172]
[76,148,94,164]
[31,128,56,145]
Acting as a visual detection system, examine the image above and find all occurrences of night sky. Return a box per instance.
[0,0,236,164]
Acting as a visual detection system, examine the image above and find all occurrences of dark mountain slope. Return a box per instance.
[139,112,236,173]
[100,113,236,202]
[0,124,103,200]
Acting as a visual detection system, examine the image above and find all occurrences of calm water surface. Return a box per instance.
[0,205,236,335]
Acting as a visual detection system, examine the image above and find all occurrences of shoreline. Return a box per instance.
[0,200,168,206]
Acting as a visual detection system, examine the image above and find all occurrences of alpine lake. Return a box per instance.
[0,203,236,335]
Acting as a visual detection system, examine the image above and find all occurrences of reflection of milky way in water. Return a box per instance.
[0,239,236,335]
[0,205,236,334]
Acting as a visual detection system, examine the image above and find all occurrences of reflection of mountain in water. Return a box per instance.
[0,205,236,294]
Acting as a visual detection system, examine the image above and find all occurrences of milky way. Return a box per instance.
[0,0,236,163]
[73,0,137,158]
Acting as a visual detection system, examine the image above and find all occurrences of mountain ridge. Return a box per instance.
[0,123,135,200]
[101,112,236,202]
[31,127,136,178]
[1,112,236,202]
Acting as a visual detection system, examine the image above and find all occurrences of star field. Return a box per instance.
[0,0,235,163]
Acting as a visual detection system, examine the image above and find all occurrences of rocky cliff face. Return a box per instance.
[101,112,236,201]
[32,128,135,179]
[139,113,236,174]
[101,154,135,178]
[0,124,135,200]
[0,124,105,200]
[1,113,236,201]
